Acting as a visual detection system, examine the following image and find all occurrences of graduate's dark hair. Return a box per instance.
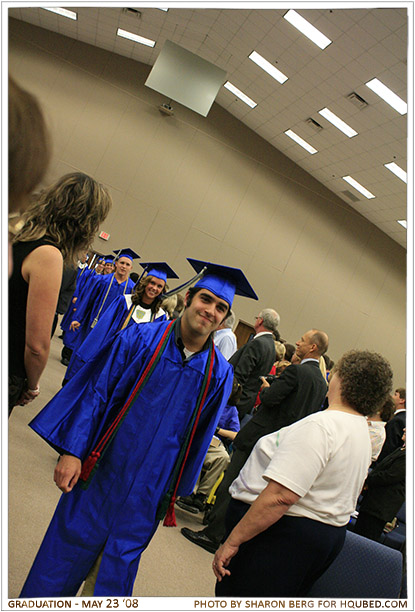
[131,275,168,315]
[185,287,231,319]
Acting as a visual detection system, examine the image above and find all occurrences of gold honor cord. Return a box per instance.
[91,276,131,329]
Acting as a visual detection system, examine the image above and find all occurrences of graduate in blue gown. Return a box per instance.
[64,262,178,382]
[19,260,258,597]
[64,249,138,353]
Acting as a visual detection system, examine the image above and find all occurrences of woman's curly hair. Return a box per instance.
[131,275,168,315]
[13,172,111,264]
[332,350,393,416]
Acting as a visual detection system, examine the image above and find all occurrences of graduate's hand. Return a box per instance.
[54,455,82,493]
[69,320,80,331]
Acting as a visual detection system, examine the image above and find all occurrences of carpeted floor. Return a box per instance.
[8,328,218,598]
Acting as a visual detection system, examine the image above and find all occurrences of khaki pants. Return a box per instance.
[196,440,231,497]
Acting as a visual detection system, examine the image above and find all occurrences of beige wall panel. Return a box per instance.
[139,210,191,262]
[8,18,406,383]
[94,193,160,257]
[192,150,257,241]
[321,302,370,360]
[127,117,198,215]
[94,100,161,192]
[9,41,62,102]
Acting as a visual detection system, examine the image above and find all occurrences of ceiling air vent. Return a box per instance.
[122,8,142,17]
[346,92,369,110]
[306,117,323,131]
[341,189,360,203]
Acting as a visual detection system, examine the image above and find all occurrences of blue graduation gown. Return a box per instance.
[20,320,233,597]
[63,274,135,351]
[65,295,168,382]
[60,268,101,333]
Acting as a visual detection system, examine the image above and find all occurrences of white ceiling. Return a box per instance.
[9,4,408,249]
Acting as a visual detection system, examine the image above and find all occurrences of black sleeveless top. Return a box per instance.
[9,238,58,378]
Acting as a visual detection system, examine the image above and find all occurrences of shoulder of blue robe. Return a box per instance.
[69,273,108,324]
[175,349,234,495]
[29,320,174,459]
[65,295,129,382]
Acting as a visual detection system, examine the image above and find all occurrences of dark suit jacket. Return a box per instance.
[229,333,276,419]
[376,411,406,464]
[359,446,405,523]
[234,360,328,453]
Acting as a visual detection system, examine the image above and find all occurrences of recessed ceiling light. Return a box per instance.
[365,78,407,115]
[283,10,332,50]
[397,220,407,229]
[384,162,407,183]
[318,108,358,138]
[224,82,257,108]
[249,51,288,84]
[284,130,318,154]
[42,7,77,20]
[157,8,169,11]
[117,28,156,48]
[342,176,375,199]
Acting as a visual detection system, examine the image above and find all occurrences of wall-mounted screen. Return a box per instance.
[145,40,227,117]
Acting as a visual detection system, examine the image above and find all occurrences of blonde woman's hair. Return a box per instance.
[13,172,112,264]
[160,294,178,317]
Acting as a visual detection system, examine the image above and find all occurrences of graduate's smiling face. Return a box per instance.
[183,289,229,338]
[143,276,165,304]
[104,262,114,274]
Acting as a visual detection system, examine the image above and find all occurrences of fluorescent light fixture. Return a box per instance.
[249,51,288,84]
[42,7,77,20]
[284,130,318,154]
[384,162,407,183]
[342,175,375,199]
[283,9,331,50]
[365,78,407,115]
[318,108,358,137]
[397,220,407,229]
[117,28,156,48]
[224,81,257,108]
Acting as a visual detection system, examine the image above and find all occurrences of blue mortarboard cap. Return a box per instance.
[139,262,179,283]
[187,258,258,306]
[104,255,115,264]
[113,248,140,262]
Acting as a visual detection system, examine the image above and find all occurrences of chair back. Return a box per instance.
[307,530,403,598]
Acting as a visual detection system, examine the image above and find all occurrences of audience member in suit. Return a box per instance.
[181,328,329,553]
[376,387,406,463]
[229,309,280,421]
[354,429,405,542]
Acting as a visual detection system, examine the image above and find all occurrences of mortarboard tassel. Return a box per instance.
[79,450,101,482]
[163,498,177,527]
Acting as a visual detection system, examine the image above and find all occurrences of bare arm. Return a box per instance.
[212,479,300,581]
[217,427,238,441]
[19,245,63,402]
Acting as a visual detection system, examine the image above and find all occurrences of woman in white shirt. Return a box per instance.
[212,350,393,597]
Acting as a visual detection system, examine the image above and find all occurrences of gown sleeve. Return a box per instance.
[29,324,160,460]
